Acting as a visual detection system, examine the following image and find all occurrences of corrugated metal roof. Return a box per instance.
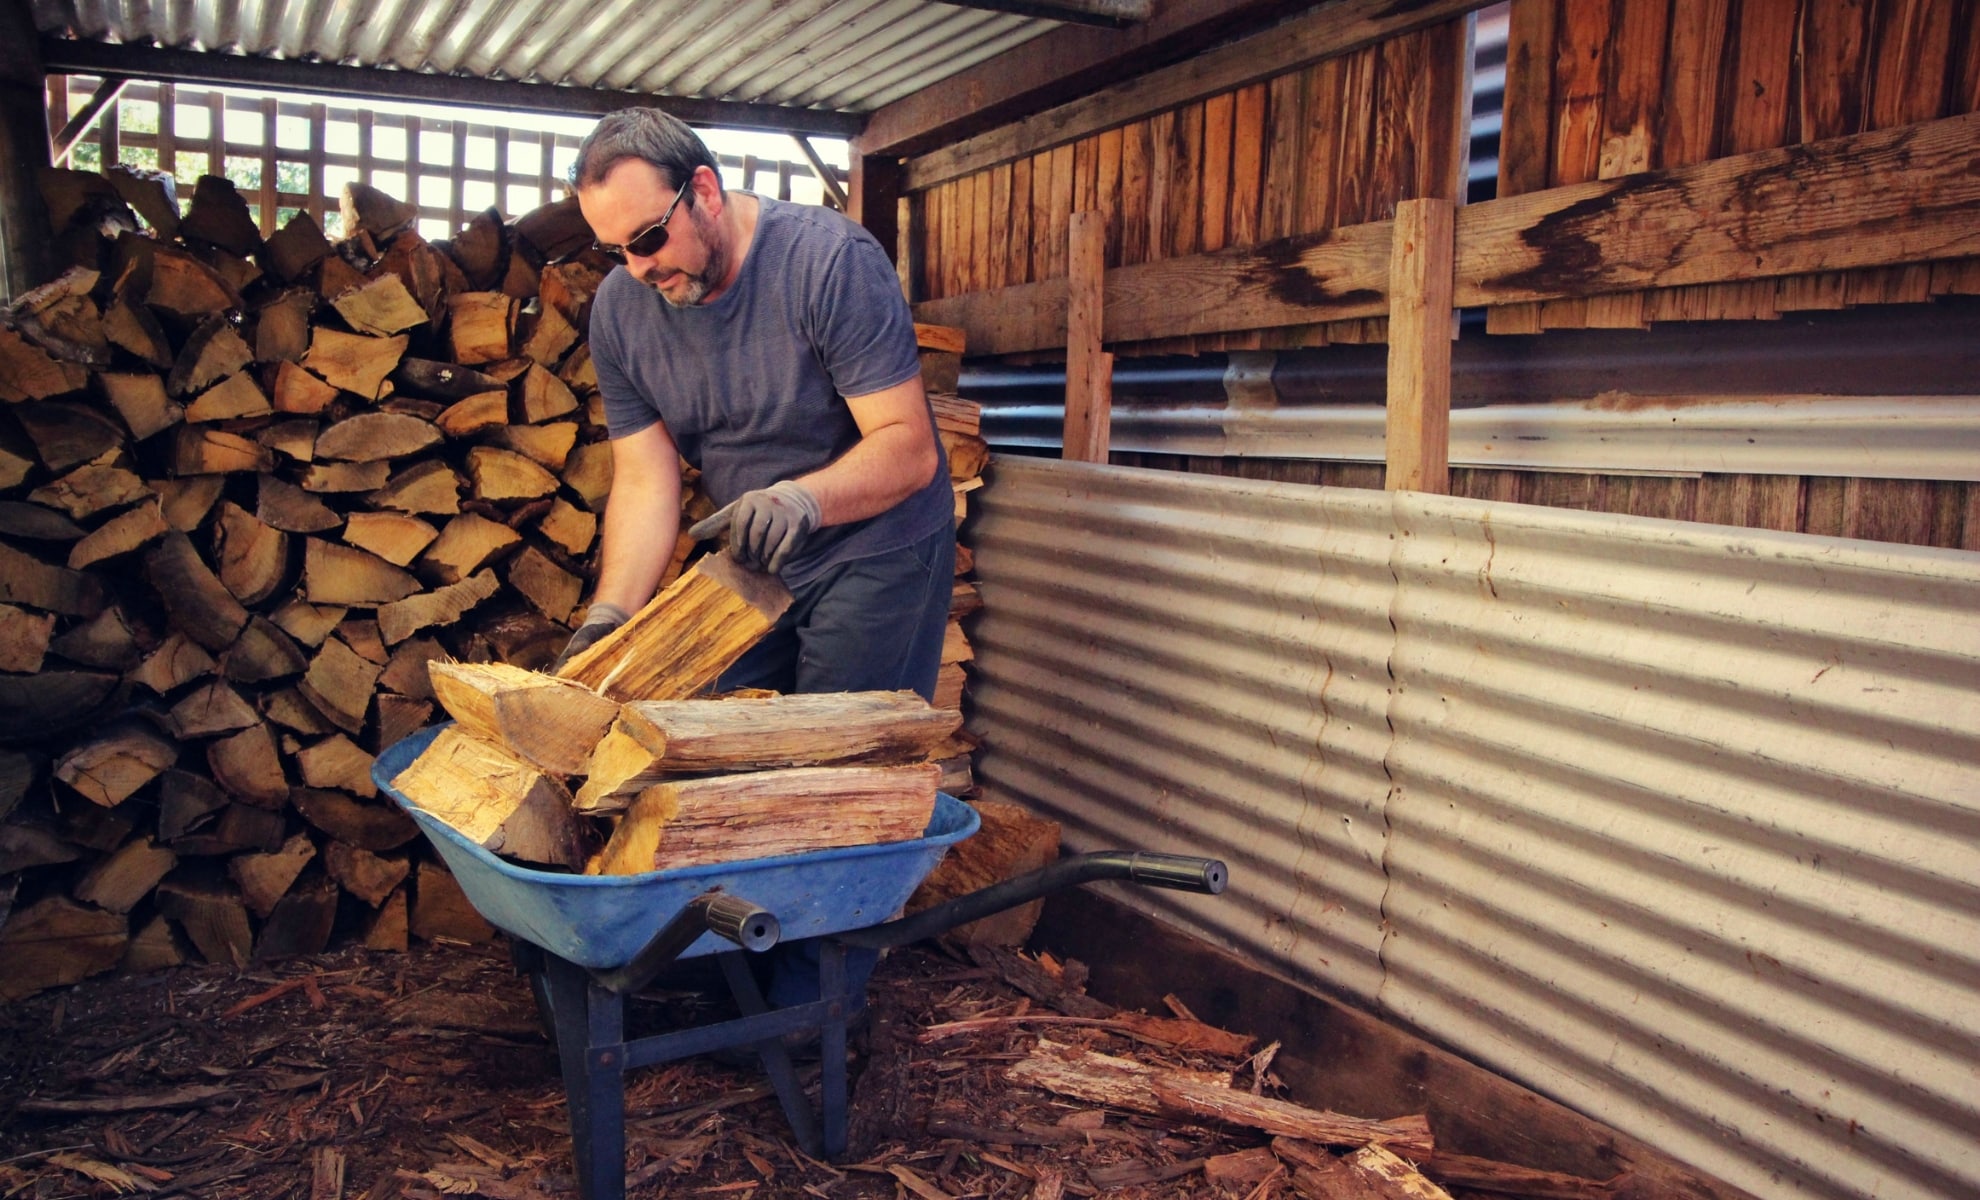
[27,0,1057,114]
[966,455,1980,1200]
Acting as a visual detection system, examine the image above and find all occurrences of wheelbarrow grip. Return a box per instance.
[702,894,781,952]
[1122,852,1228,893]
[836,851,1230,950]
[589,891,781,994]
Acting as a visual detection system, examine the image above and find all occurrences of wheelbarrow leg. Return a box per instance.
[715,951,822,1157]
[543,955,626,1200]
[817,941,851,1159]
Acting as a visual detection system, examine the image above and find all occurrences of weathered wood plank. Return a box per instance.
[1454,112,1980,307]
[903,0,1488,190]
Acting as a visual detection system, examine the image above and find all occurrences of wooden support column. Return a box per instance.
[1063,210,1113,464]
[0,1,53,300]
[847,146,904,269]
[1384,197,1455,493]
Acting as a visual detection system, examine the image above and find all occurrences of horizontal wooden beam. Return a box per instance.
[913,221,1391,354]
[1454,110,1980,307]
[902,0,1485,191]
[857,0,1307,158]
[942,0,1151,27]
[39,39,865,138]
[912,111,1980,357]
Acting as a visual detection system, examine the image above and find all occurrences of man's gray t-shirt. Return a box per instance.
[589,194,951,586]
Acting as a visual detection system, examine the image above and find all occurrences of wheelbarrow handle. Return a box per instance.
[836,851,1228,950]
[590,891,782,995]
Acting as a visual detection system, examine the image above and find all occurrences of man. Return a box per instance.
[558,108,954,705]
[563,110,954,1011]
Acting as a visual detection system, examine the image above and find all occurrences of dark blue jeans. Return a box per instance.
[713,521,956,1007]
[714,521,956,704]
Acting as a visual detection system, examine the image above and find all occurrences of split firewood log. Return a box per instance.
[95,372,183,438]
[343,511,438,566]
[257,474,343,533]
[376,569,500,645]
[259,212,330,282]
[302,328,407,399]
[74,836,178,914]
[341,182,418,241]
[68,498,170,569]
[229,831,316,918]
[314,412,443,462]
[153,877,253,967]
[331,275,429,337]
[597,762,941,873]
[557,552,791,702]
[212,501,290,604]
[577,691,959,812]
[303,538,422,607]
[367,459,463,514]
[273,360,340,413]
[390,725,586,867]
[0,896,128,1000]
[54,720,178,807]
[426,660,619,775]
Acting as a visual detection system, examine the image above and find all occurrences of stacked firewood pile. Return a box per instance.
[0,167,989,998]
[921,326,985,798]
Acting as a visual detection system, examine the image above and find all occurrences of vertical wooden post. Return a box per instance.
[847,147,903,267]
[307,102,327,226]
[448,123,467,233]
[0,1,53,301]
[100,93,120,169]
[493,126,511,216]
[156,83,176,177]
[536,132,556,205]
[1384,197,1456,493]
[258,96,278,235]
[1063,210,1113,464]
[205,91,224,180]
[356,109,374,188]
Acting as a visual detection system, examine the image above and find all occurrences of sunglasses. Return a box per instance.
[595,174,694,261]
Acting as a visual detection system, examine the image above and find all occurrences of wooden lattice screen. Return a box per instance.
[44,76,847,240]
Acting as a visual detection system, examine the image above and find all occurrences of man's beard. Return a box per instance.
[650,209,726,308]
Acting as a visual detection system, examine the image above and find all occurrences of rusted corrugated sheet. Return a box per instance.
[967,455,1980,1200]
[27,0,1054,113]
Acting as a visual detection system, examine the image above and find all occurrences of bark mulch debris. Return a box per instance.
[0,938,1614,1200]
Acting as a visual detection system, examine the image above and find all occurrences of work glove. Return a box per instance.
[688,479,821,575]
[550,602,630,672]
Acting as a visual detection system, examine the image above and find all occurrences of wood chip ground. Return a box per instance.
[0,941,1586,1199]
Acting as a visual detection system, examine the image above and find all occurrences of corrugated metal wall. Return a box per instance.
[967,456,1980,1200]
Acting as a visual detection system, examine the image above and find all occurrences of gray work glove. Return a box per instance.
[551,602,630,672]
[688,479,821,575]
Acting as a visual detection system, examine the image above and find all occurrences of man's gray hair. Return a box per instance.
[569,108,722,193]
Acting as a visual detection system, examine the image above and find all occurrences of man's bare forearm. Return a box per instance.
[593,428,684,613]
[796,376,941,527]
[798,421,940,526]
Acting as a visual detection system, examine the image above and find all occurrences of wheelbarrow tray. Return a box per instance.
[373,724,980,969]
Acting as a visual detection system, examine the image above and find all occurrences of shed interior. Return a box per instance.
[1,1,1976,1199]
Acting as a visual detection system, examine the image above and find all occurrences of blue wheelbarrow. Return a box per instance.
[375,725,1228,1200]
